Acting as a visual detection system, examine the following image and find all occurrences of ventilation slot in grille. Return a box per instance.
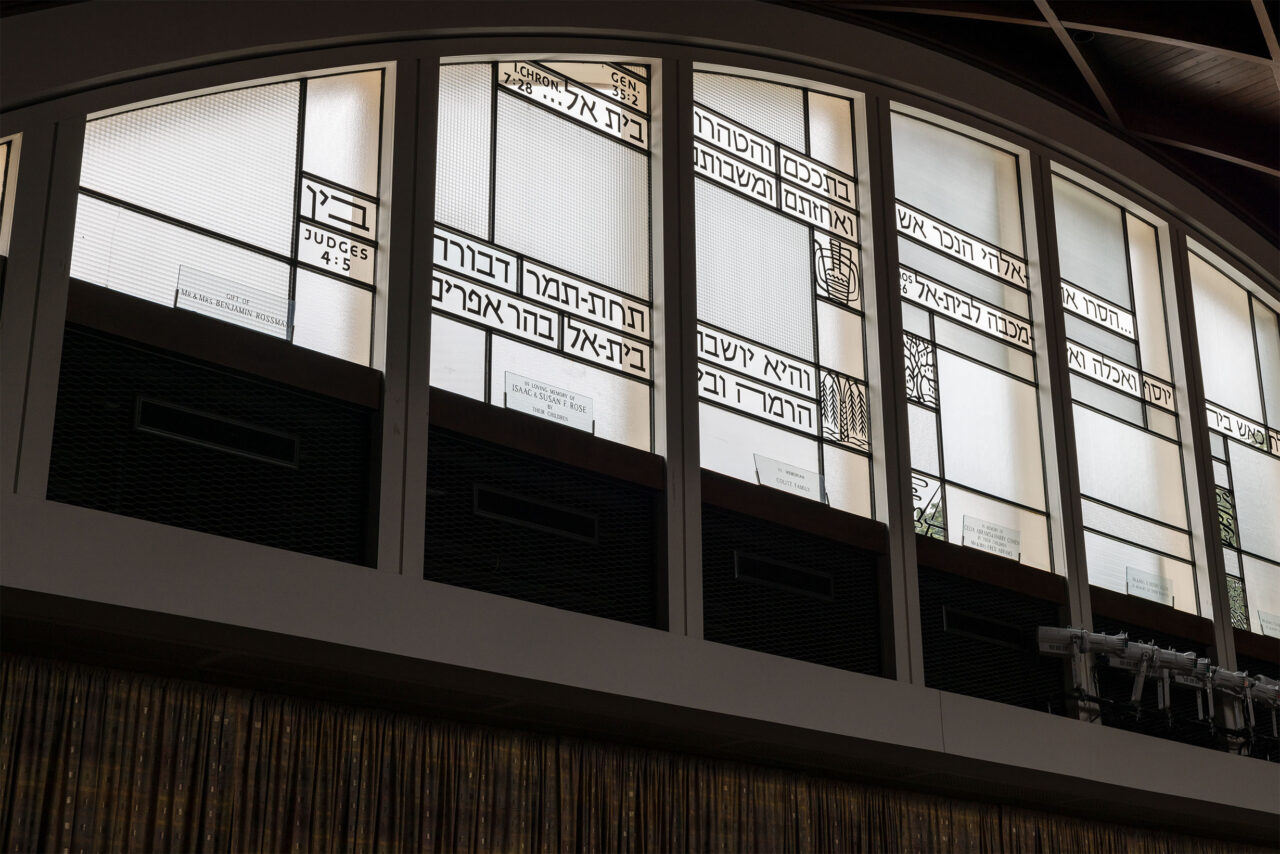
[474,485,598,543]
[136,397,298,466]
[735,551,834,600]
[942,606,1028,650]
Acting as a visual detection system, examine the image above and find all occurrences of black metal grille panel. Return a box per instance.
[1232,653,1279,763]
[919,566,1067,713]
[423,428,660,627]
[47,326,375,565]
[702,506,881,675]
[1090,616,1218,750]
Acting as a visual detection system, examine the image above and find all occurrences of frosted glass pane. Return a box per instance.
[303,71,382,197]
[1084,532,1197,614]
[71,194,289,323]
[1064,314,1137,368]
[898,238,1028,315]
[436,64,492,238]
[1190,252,1263,421]
[891,112,1023,255]
[429,315,486,400]
[1074,406,1187,527]
[693,73,805,151]
[901,302,931,338]
[696,180,812,359]
[291,269,372,365]
[81,81,298,255]
[1146,407,1178,441]
[490,336,649,450]
[945,485,1051,571]
[807,91,854,175]
[1254,299,1280,426]
[824,444,871,518]
[934,316,1034,381]
[816,301,863,380]
[1126,213,1171,381]
[700,402,819,485]
[908,403,940,475]
[1080,498,1192,561]
[1052,177,1130,308]
[1071,373,1143,426]
[937,351,1045,509]
[1242,555,1280,635]
[494,92,649,299]
[1231,442,1280,562]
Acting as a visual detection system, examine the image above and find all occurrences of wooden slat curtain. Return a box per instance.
[0,654,1262,852]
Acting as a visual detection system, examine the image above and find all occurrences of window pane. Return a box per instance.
[432,59,655,451]
[0,134,16,255]
[81,82,300,256]
[74,69,387,366]
[1073,407,1187,529]
[1191,252,1264,422]
[1083,532,1197,612]
[694,70,870,515]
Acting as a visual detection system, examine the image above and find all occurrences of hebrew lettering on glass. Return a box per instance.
[911,473,946,540]
[814,235,859,307]
[1216,485,1239,549]
[903,333,938,407]
[1226,574,1249,631]
[820,370,869,451]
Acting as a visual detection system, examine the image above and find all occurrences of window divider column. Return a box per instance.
[1167,226,1238,674]
[12,116,85,501]
[386,52,438,577]
[863,94,923,683]
[658,52,701,637]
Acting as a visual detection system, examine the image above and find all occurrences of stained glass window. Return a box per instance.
[0,134,17,257]
[431,60,655,452]
[70,68,387,365]
[892,108,1053,570]
[692,70,871,517]
[1191,247,1280,634]
[1052,172,1197,613]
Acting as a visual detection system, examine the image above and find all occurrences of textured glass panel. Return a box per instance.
[1254,298,1280,426]
[934,316,1034,381]
[1216,485,1239,548]
[1064,314,1138,368]
[891,112,1023,254]
[944,485,1051,571]
[1146,407,1177,440]
[1052,176,1130,308]
[937,351,1045,510]
[1126,213,1172,381]
[1230,442,1280,561]
[816,301,864,380]
[494,92,649,299]
[908,403,940,475]
[436,64,492,238]
[71,194,289,318]
[695,180,812,359]
[1074,406,1188,527]
[898,238,1028,315]
[1226,575,1250,630]
[1190,252,1263,421]
[700,402,819,486]
[291,269,372,364]
[303,71,382,197]
[490,337,649,450]
[823,444,871,518]
[429,315,486,400]
[1242,554,1280,634]
[807,91,854,175]
[1084,532,1197,614]
[81,82,299,255]
[693,73,805,151]
[1080,498,1192,561]
[1071,373,1143,426]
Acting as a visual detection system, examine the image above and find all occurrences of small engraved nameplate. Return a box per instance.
[962,515,1020,561]
[754,454,825,503]
[1126,566,1174,607]
[504,372,593,433]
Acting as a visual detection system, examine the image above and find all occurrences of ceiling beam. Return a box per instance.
[1251,0,1280,91]
[1134,132,1280,179]
[1057,21,1274,67]
[800,3,1052,29]
[1034,0,1124,127]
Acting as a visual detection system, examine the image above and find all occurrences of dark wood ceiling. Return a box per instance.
[774,0,1280,250]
